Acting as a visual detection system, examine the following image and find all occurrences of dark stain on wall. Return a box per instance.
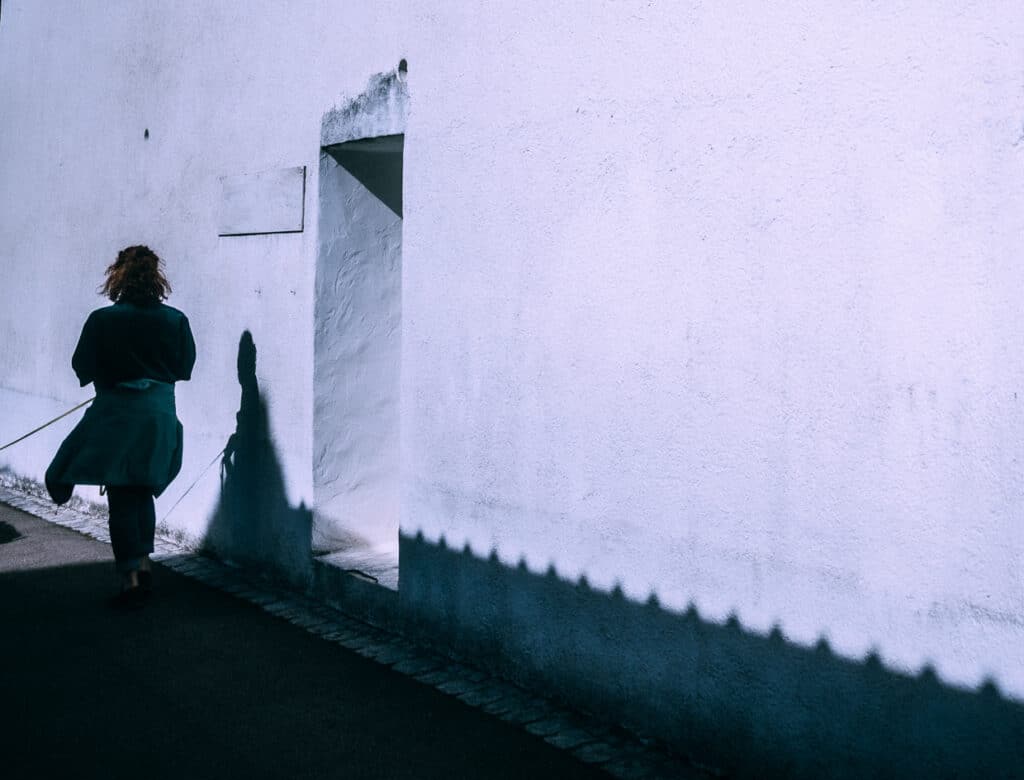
[0,520,21,544]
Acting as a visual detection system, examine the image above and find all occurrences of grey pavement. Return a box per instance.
[0,497,704,779]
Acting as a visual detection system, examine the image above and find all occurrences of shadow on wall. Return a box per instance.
[324,134,404,217]
[203,331,312,586]
[398,532,1024,779]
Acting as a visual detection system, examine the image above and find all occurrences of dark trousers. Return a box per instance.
[106,486,155,573]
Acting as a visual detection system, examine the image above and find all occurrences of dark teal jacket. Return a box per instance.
[46,302,196,504]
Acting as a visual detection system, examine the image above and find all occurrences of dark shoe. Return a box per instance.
[138,569,153,594]
[109,585,147,610]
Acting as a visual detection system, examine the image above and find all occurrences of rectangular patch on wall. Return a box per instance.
[218,166,305,236]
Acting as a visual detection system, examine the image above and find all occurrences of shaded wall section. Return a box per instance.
[398,532,1024,779]
[203,331,312,586]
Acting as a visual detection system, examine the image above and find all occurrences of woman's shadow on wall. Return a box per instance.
[202,330,312,585]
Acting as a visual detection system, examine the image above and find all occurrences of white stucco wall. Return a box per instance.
[0,1,409,549]
[401,0,1024,700]
[315,138,403,555]
[2,1,1024,772]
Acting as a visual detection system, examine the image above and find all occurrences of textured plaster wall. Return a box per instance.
[315,141,403,554]
[399,0,1024,713]
[0,0,409,553]
[2,0,1024,771]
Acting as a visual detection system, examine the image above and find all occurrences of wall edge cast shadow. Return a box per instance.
[398,530,1024,779]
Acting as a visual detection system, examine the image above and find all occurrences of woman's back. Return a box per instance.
[72,301,196,389]
[47,244,195,606]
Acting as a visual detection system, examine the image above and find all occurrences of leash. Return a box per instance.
[0,395,224,522]
[0,395,228,526]
[0,397,95,452]
[158,447,226,524]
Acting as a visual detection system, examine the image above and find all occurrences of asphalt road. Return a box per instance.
[0,503,608,780]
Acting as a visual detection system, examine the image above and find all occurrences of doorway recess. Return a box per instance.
[313,67,408,590]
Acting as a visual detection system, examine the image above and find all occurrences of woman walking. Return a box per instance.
[46,245,196,607]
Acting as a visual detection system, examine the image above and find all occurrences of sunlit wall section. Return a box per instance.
[2,1,1023,774]
[400,0,1024,707]
[0,1,413,572]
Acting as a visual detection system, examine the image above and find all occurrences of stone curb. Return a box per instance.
[0,485,715,780]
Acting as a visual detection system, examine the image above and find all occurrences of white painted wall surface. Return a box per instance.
[2,0,1024,770]
[400,0,1024,699]
[315,144,403,554]
[0,1,409,552]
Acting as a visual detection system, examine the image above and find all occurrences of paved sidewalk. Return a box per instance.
[0,490,706,779]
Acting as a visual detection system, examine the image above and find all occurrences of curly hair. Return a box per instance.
[100,245,172,304]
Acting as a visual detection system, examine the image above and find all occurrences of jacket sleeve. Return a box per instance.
[177,314,197,381]
[71,313,98,387]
